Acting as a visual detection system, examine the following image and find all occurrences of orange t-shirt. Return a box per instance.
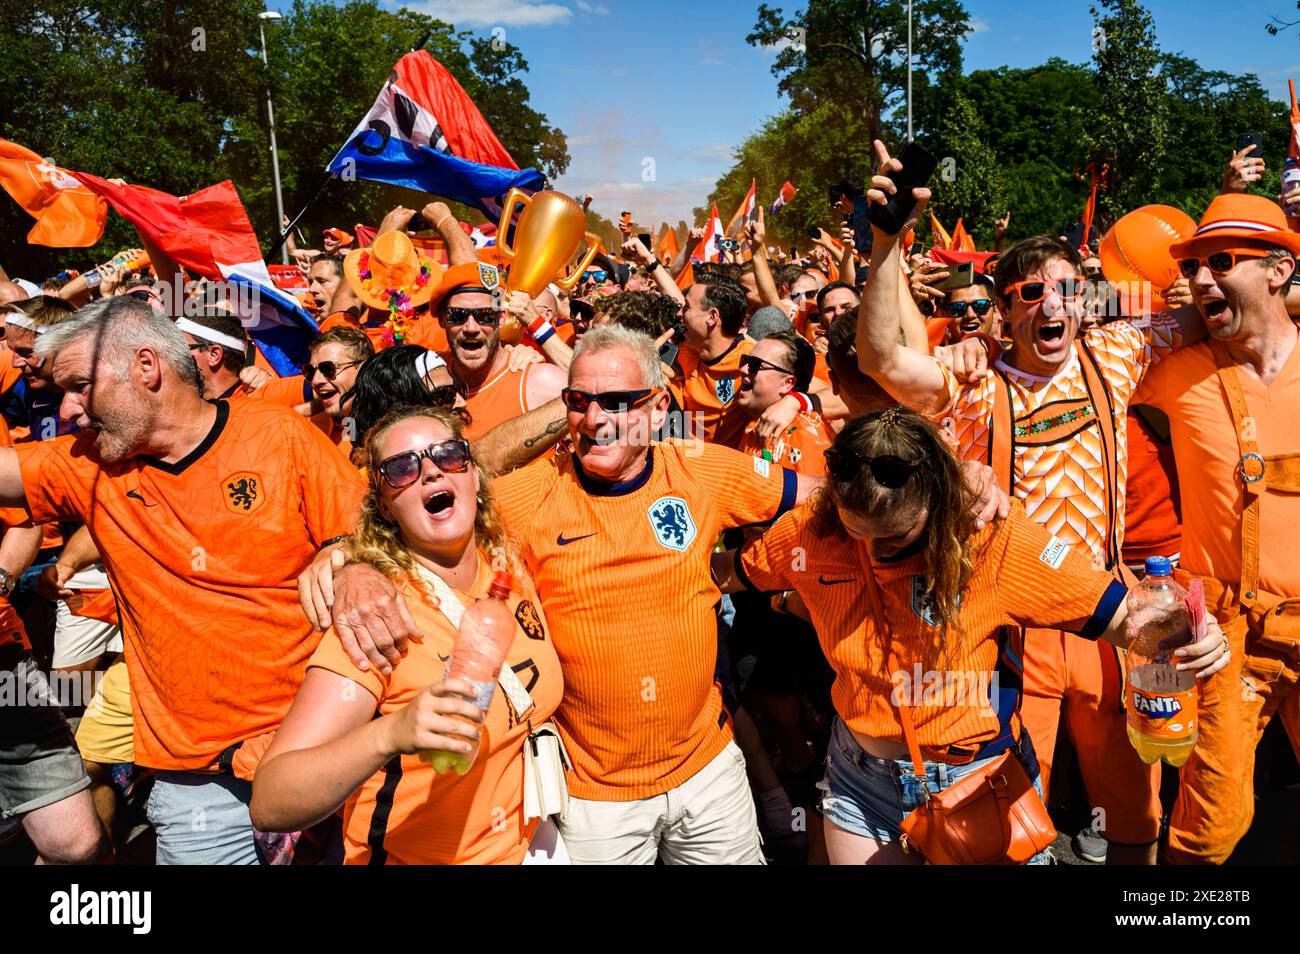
[309,559,563,865]
[678,336,755,448]
[0,345,22,396]
[740,410,835,477]
[739,500,1124,757]
[455,360,535,442]
[244,374,311,409]
[1134,335,1300,596]
[812,352,832,385]
[0,416,29,649]
[1121,408,1181,567]
[16,400,366,770]
[492,439,797,799]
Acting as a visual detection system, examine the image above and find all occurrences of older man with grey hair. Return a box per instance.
[326,324,819,863]
[0,296,364,864]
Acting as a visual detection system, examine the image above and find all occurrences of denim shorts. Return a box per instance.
[0,653,92,819]
[821,717,1052,863]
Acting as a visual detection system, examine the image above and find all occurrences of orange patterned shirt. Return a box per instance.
[933,317,1182,562]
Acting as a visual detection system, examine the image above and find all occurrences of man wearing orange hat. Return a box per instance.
[1133,193,1300,864]
[417,216,568,442]
[857,139,1213,864]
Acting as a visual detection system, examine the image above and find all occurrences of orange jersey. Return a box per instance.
[454,360,536,442]
[16,400,366,770]
[739,500,1124,757]
[812,352,832,385]
[0,345,22,396]
[1134,337,1300,595]
[740,410,835,477]
[0,416,29,650]
[492,440,797,799]
[309,558,563,865]
[935,317,1182,563]
[1121,408,1181,566]
[678,336,754,448]
[307,412,354,461]
[243,374,311,409]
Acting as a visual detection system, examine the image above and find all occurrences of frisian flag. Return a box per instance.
[327,51,544,219]
[72,174,318,376]
[769,180,796,215]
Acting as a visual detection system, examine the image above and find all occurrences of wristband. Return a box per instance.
[791,391,814,414]
[526,313,555,345]
[646,258,662,272]
[319,534,349,550]
[434,214,453,232]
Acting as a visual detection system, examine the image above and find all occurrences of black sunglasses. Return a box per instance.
[944,299,994,319]
[824,448,927,489]
[1177,249,1271,279]
[427,384,460,409]
[561,387,659,414]
[377,438,472,489]
[740,355,795,377]
[445,306,500,327]
[303,359,363,381]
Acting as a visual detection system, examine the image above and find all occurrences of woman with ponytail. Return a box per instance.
[713,406,1230,864]
[251,405,564,864]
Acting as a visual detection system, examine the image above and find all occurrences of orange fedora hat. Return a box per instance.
[1169,193,1300,259]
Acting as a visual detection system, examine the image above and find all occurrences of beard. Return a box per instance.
[88,402,151,464]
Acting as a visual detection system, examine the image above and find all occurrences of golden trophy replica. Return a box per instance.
[493,189,601,343]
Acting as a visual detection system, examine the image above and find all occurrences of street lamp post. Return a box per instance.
[904,0,915,143]
[258,10,288,264]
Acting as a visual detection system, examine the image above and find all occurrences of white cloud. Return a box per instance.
[575,0,610,13]
[406,0,572,28]
[969,18,990,35]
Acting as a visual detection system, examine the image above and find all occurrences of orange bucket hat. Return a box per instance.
[343,231,442,344]
[322,227,354,247]
[1169,193,1300,259]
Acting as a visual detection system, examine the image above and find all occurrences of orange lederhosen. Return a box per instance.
[990,340,1161,844]
[1166,343,1300,864]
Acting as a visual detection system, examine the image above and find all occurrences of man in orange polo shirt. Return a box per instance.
[1133,194,1300,864]
[0,296,364,864]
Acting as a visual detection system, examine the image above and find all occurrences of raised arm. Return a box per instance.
[856,140,950,413]
[425,201,477,267]
[622,237,684,306]
[745,207,782,307]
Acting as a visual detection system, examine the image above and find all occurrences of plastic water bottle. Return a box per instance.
[1285,156,1300,197]
[421,570,514,774]
[1124,557,1198,767]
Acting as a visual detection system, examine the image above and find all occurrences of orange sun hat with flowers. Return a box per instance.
[343,231,443,346]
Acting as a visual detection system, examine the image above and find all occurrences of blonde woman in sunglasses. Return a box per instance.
[252,405,564,865]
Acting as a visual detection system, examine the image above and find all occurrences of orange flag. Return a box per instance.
[0,138,106,247]
[1290,80,1300,159]
[949,218,975,253]
[929,213,953,250]
[725,179,757,237]
[656,225,679,263]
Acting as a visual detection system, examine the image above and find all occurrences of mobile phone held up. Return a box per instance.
[1236,131,1263,157]
[868,142,939,235]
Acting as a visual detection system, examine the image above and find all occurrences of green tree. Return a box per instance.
[926,89,1006,246]
[0,0,568,278]
[1084,0,1169,218]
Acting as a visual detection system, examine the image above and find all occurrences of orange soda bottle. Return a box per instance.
[1124,557,1198,767]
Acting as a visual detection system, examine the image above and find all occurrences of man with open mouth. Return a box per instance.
[856,138,1217,866]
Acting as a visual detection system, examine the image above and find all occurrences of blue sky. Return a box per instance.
[356,0,1300,228]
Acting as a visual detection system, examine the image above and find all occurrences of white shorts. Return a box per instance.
[52,600,122,670]
[558,740,765,865]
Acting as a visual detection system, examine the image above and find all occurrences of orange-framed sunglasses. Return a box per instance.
[1177,249,1272,279]
[1004,275,1086,304]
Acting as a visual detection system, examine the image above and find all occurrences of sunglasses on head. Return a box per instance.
[561,387,659,414]
[1005,276,1085,304]
[377,438,472,489]
[445,306,499,328]
[823,448,927,489]
[740,354,795,377]
[944,299,994,319]
[1178,249,1272,279]
[302,359,363,380]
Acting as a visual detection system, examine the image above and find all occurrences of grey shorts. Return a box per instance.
[0,652,92,819]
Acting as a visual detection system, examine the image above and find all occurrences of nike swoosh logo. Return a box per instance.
[818,575,855,585]
[557,531,599,546]
[125,490,155,508]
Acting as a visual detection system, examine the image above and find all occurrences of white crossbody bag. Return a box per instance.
[415,566,571,821]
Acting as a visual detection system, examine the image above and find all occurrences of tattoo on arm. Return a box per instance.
[524,418,567,448]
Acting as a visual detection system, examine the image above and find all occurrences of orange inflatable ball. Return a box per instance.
[1099,205,1196,314]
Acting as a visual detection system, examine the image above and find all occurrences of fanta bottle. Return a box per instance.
[1124,557,1198,767]
[420,571,514,774]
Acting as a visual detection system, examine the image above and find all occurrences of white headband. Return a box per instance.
[4,315,45,334]
[175,316,245,351]
[415,349,447,378]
